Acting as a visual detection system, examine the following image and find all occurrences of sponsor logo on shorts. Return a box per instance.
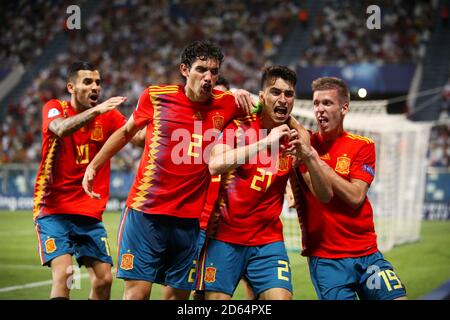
[204,267,216,283]
[120,253,134,270]
[45,238,57,254]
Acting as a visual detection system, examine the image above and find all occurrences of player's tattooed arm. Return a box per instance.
[49,97,127,137]
[83,115,143,199]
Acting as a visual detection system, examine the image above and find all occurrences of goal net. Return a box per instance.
[281,99,431,253]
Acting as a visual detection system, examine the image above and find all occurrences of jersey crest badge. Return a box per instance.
[204,267,216,283]
[277,154,290,172]
[212,114,225,130]
[120,253,134,270]
[91,124,104,141]
[335,156,350,175]
[45,238,57,254]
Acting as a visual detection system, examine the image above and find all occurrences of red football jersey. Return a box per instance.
[126,85,237,219]
[199,175,221,230]
[297,131,378,258]
[204,115,293,246]
[33,99,126,221]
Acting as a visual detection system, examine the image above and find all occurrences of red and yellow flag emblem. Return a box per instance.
[45,238,57,254]
[212,114,224,130]
[335,156,351,175]
[91,124,103,141]
[277,154,290,172]
[204,267,216,283]
[120,253,134,270]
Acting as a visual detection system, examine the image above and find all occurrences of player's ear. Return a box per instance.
[180,63,189,78]
[341,102,349,116]
[258,90,265,105]
[67,82,75,95]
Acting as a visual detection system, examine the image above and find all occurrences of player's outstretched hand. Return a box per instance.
[233,89,253,115]
[83,165,101,199]
[95,96,127,114]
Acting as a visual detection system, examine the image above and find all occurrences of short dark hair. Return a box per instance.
[215,76,230,90]
[261,65,297,89]
[67,61,97,82]
[180,40,224,68]
[311,77,350,104]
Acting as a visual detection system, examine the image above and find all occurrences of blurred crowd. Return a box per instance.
[0,0,448,170]
[0,0,300,167]
[0,0,71,74]
[440,77,450,120]
[429,123,450,168]
[297,0,435,66]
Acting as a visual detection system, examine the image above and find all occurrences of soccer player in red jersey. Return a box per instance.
[33,61,131,300]
[196,66,331,300]
[290,77,407,300]
[83,40,249,300]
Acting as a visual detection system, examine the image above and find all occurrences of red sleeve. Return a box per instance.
[350,142,376,185]
[42,99,64,135]
[132,88,154,127]
[108,109,127,132]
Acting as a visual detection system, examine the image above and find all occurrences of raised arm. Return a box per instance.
[209,124,291,175]
[287,129,332,203]
[49,97,127,137]
[82,115,143,199]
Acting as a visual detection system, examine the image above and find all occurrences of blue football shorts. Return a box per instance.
[116,207,199,291]
[34,214,112,267]
[196,238,292,297]
[309,251,407,300]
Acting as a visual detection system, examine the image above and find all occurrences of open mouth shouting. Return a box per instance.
[89,93,99,106]
[318,116,329,129]
[274,105,288,119]
[201,83,212,94]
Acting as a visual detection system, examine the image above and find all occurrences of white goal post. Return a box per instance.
[281,99,431,253]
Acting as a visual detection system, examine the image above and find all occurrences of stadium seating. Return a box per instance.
[0,0,448,225]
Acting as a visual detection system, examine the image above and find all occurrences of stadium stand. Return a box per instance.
[297,0,434,66]
[0,0,300,167]
[0,0,449,248]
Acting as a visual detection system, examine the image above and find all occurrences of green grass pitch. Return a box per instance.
[0,210,449,300]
